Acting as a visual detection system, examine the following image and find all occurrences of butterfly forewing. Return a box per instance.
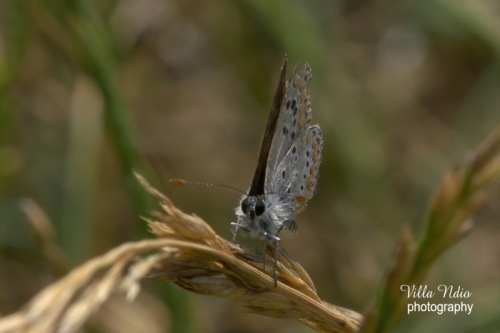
[265,64,321,215]
[248,58,288,197]
[265,64,313,186]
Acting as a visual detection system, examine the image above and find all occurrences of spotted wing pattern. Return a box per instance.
[265,63,322,215]
[265,64,312,183]
[268,125,323,214]
[284,125,322,212]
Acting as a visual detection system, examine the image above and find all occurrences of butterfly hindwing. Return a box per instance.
[269,125,323,214]
[288,125,323,213]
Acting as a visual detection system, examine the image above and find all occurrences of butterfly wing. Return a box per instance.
[265,64,313,189]
[269,125,323,213]
[265,63,323,215]
[248,57,288,196]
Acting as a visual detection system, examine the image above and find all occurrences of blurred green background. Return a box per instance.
[1,0,500,332]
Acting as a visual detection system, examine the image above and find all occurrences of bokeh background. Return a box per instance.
[1,0,500,332]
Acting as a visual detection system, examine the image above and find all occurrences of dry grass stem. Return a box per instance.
[20,198,69,278]
[361,127,500,333]
[138,173,363,332]
[0,173,363,333]
[0,239,174,333]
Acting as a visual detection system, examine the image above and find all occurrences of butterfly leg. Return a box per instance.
[263,233,281,287]
[270,235,281,287]
[262,233,268,272]
[230,220,241,243]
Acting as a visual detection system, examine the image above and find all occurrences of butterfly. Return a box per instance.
[231,56,323,286]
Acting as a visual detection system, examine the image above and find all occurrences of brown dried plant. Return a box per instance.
[0,173,362,333]
[361,128,500,332]
[4,128,498,333]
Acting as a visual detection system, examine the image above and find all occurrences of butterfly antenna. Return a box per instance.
[170,179,246,195]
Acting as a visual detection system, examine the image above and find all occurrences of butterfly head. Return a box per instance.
[241,195,266,220]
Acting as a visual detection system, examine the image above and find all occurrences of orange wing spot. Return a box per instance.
[300,81,305,89]
[300,114,307,126]
[313,152,318,162]
[295,195,307,206]
[310,165,316,176]
[307,134,312,144]
[295,195,309,212]
[312,141,318,150]
[300,101,306,112]
[306,180,313,191]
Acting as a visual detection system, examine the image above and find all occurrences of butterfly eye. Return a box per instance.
[255,198,265,216]
[241,198,250,214]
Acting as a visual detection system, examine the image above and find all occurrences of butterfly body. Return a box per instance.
[235,193,297,240]
[231,57,323,285]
